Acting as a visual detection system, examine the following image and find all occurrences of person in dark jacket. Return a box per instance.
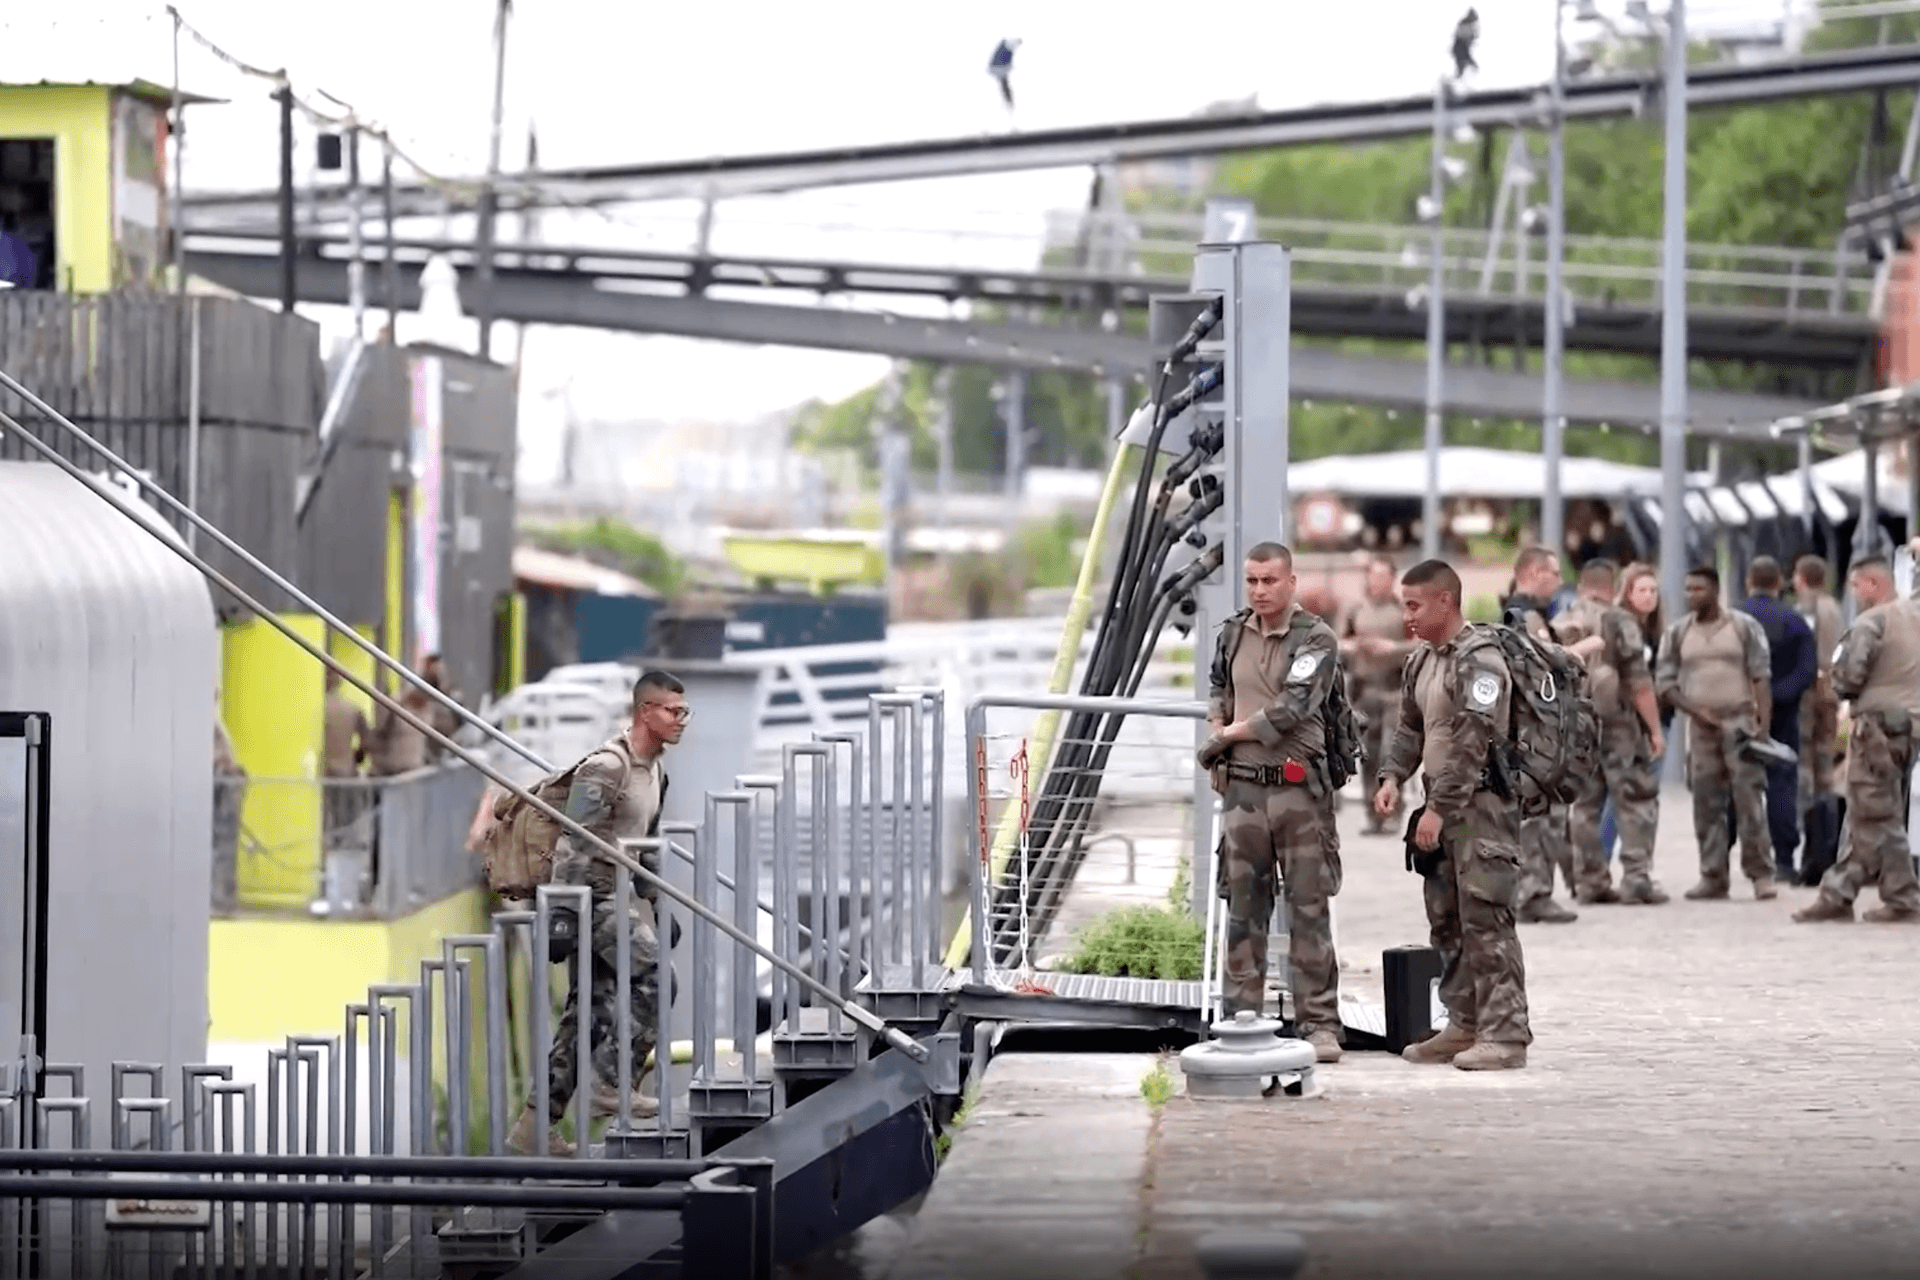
[1735,557,1816,880]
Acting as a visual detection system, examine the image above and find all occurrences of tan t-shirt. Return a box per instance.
[1678,615,1751,716]
[1230,610,1329,767]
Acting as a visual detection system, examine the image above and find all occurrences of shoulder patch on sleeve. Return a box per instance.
[1288,652,1321,682]
[1468,671,1502,710]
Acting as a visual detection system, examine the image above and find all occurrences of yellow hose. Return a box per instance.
[941,445,1138,970]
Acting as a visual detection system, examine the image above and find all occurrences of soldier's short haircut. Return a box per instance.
[1579,559,1617,589]
[633,669,686,710]
[1686,564,1720,590]
[1513,545,1557,576]
[1794,555,1829,589]
[1245,541,1293,568]
[1851,555,1892,580]
[1401,558,1463,604]
[1746,556,1783,592]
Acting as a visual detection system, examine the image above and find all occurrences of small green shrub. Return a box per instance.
[1139,1056,1176,1108]
[1062,904,1205,982]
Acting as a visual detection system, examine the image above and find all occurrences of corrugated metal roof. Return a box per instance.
[0,77,225,106]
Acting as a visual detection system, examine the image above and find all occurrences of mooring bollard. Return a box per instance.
[1178,1010,1318,1100]
[1196,1228,1309,1280]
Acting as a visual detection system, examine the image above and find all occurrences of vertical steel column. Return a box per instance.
[1542,1,1569,561]
[346,124,365,341]
[382,141,399,341]
[1800,434,1817,551]
[277,84,296,314]
[1658,0,1693,623]
[966,699,991,985]
[1860,431,1883,561]
[1423,77,1448,561]
[814,732,865,990]
[474,0,510,361]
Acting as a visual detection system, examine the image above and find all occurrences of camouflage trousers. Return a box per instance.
[1355,679,1402,831]
[1687,717,1774,888]
[1799,681,1839,814]
[544,897,662,1123]
[1420,789,1532,1046]
[1516,808,1576,910]
[1570,717,1661,890]
[1815,715,1920,913]
[1219,778,1342,1036]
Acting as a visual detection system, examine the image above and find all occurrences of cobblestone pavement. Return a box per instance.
[1132,785,1920,1280]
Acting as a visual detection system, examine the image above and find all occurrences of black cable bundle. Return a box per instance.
[986,303,1229,967]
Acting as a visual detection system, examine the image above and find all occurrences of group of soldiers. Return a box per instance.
[1202,540,1920,1074]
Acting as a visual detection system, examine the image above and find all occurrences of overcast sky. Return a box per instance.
[4,0,1807,477]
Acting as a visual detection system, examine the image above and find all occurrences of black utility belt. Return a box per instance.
[1225,759,1320,787]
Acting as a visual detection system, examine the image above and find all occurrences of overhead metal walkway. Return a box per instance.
[189,220,1881,371]
[183,41,1920,225]
[184,244,1827,438]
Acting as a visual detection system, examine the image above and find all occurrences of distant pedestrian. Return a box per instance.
[1734,557,1815,881]
[1451,8,1480,80]
[989,39,1020,111]
[1503,547,1578,923]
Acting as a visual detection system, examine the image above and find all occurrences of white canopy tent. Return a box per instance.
[1284,446,1688,501]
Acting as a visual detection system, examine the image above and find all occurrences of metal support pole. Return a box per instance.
[474,0,511,361]
[1859,433,1882,561]
[277,83,296,314]
[1799,434,1816,552]
[1005,368,1028,506]
[936,366,955,530]
[382,140,398,342]
[1658,0,1692,622]
[1543,2,1568,560]
[1423,78,1447,561]
[169,11,185,296]
[346,124,365,341]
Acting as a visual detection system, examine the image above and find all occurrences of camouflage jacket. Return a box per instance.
[1381,623,1513,820]
[1207,605,1342,755]
[1832,597,1920,720]
[551,733,670,899]
[1551,595,1653,725]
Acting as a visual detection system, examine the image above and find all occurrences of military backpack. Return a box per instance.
[1460,624,1600,813]
[477,746,632,900]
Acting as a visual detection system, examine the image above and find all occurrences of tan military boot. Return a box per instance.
[1684,880,1729,900]
[1401,1023,1475,1065]
[1862,904,1920,923]
[1576,884,1620,905]
[1305,1030,1343,1064]
[1752,876,1779,901]
[1791,897,1854,923]
[1617,877,1669,905]
[1453,1042,1527,1071]
[589,1083,660,1119]
[506,1105,575,1157]
[1519,898,1578,924]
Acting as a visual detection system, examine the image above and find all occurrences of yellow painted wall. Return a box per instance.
[0,85,112,293]
[224,613,327,909]
[207,889,487,1043]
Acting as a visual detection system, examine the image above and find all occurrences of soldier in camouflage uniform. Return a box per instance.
[507,671,689,1155]
[1375,558,1531,1072]
[1794,556,1920,924]
[1342,554,1413,836]
[1200,541,1346,1064]
[1502,547,1579,923]
[1551,560,1669,904]
[1654,566,1778,901]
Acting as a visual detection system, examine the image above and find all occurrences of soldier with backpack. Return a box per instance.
[1502,547,1581,924]
[495,670,691,1156]
[1374,558,1564,1072]
[1198,541,1361,1065]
